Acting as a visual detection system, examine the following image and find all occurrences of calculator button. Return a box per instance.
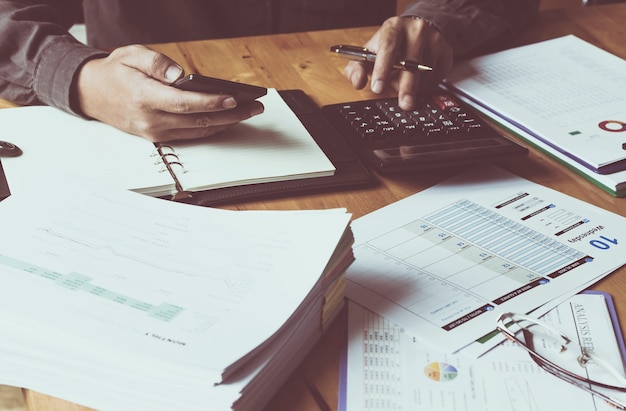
[432,94,459,110]
[423,126,443,136]
[359,127,380,142]
[466,123,484,133]
[400,123,419,135]
[445,125,463,135]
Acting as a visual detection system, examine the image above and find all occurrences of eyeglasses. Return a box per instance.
[496,312,626,409]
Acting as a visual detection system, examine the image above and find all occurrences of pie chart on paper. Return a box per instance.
[424,362,458,382]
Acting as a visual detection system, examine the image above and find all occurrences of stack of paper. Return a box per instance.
[340,166,626,409]
[0,181,353,411]
[443,35,626,197]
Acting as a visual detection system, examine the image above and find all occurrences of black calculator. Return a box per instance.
[321,91,527,173]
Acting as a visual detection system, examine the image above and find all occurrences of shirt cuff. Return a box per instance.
[34,40,107,116]
[400,3,509,57]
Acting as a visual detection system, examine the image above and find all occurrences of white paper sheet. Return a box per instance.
[344,292,626,411]
[345,166,626,354]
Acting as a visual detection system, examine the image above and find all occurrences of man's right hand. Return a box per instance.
[343,16,454,111]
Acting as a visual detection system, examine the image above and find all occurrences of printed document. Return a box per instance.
[345,166,626,354]
[344,292,626,411]
[444,35,626,174]
[452,93,626,198]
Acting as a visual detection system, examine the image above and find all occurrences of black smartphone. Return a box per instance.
[172,74,267,103]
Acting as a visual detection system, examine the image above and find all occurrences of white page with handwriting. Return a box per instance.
[445,35,626,173]
[0,180,351,383]
[345,166,626,354]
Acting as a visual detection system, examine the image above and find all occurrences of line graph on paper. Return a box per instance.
[26,221,256,297]
[502,378,540,411]
[0,195,260,326]
[348,198,593,332]
[31,193,263,286]
[33,224,248,286]
[32,200,250,282]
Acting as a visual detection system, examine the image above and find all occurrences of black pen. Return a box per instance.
[330,44,433,72]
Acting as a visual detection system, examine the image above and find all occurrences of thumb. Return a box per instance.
[126,45,184,84]
[163,62,184,84]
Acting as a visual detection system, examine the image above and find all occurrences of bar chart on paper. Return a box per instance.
[345,167,626,353]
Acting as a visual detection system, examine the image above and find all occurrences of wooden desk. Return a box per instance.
[2,3,626,411]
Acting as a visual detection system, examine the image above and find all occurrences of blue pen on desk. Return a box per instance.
[330,44,433,72]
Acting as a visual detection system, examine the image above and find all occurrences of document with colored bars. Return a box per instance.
[345,165,626,355]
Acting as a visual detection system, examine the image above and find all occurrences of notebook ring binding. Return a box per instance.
[155,152,181,165]
[159,161,186,173]
[153,144,188,198]
[152,144,175,155]
[154,144,187,173]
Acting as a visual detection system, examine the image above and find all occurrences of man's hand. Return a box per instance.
[344,16,454,111]
[76,45,264,143]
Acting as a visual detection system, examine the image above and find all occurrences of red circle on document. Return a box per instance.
[598,120,626,132]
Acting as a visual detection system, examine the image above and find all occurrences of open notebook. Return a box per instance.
[1,89,373,205]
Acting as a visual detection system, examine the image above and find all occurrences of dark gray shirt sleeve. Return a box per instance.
[401,0,540,56]
[0,0,540,116]
[0,1,106,115]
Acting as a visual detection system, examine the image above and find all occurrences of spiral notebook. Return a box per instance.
[0,89,373,205]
